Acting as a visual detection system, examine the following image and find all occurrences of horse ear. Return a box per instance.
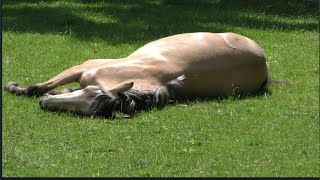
[109,82,134,97]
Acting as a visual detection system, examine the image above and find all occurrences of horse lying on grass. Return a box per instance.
[5,32,270,118]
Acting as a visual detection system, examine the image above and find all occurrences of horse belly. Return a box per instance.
[176,60,268,97]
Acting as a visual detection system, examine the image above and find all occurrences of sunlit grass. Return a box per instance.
[2,0,319,177]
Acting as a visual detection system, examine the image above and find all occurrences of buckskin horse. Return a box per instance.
[5,32,270,118]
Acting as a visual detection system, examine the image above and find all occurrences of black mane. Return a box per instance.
[92,88,169,118]
[92,75,185,118]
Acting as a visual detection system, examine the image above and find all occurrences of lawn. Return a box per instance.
[2,0,319,177]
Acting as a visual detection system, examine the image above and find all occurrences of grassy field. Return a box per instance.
[2,0,319,177]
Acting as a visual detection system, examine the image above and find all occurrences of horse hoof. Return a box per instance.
[5,81,19,92]
[61,88,72,94]
[48,90,60,95]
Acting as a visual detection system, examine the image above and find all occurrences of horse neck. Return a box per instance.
[98,57,162,92]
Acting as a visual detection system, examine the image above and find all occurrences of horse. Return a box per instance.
[5,32,270,118]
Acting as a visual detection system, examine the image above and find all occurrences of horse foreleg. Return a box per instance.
[5,65,84,97]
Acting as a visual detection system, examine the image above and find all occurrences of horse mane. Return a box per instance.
[92,75,185,118]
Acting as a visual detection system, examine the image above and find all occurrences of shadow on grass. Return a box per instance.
[3,0,319,44]
[4,85,272,120]
[171,86,272,105]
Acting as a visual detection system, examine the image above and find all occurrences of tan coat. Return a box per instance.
[6,32,269,117]
[80,32,269,97]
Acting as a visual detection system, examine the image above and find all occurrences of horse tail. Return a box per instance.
[264,62,291,88]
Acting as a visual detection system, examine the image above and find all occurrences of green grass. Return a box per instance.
[2,0,319,177]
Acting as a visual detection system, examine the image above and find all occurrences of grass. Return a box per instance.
[2,0,319,177]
